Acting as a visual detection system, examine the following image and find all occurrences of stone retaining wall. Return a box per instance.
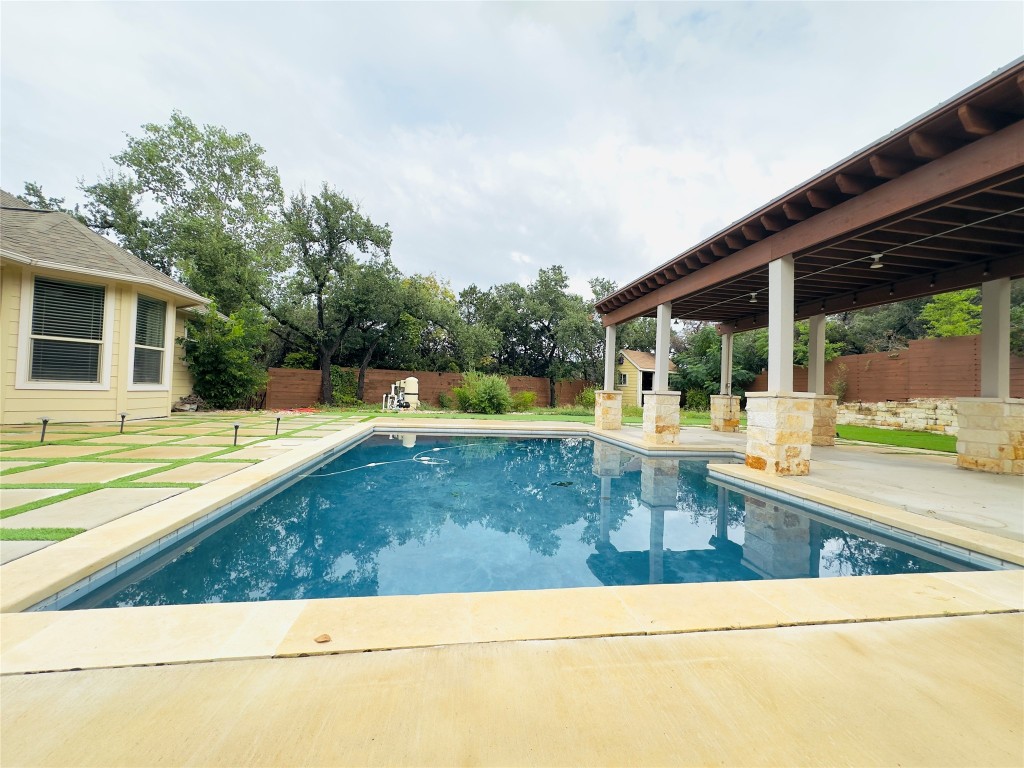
[836,398,958,435]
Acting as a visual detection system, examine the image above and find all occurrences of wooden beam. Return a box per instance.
[909,132,966,160]
[958,104,1014,136]
[602,122,1024,326]
[724,234,747,250]
[697,250,716,265]
[653,273,668,285]
[835,173,876,195]
[670,263,689,278]
[806,189,838,209]
[760,214,786,232]
[1017,72,1024,96]
[683,255,702,270]
[782,201,811,221]
[869,154,914,179]
[709,242,730,258]
[741,223,766,241]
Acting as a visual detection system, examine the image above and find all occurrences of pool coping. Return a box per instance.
[1,417,1022,676]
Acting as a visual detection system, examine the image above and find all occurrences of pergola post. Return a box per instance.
[956,277,1021,474]
[643,302,681,445]
[745,255,815,475]
[807,313,837,447]
[595,323,622,431]
[710,331,740,432]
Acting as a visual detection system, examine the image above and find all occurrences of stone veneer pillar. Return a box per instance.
[744,391,816,476]
[955,397,1023,475]
[594,390,623,431]
[812,395,838,446]
[642,391,681,446]
[710,395,741,432]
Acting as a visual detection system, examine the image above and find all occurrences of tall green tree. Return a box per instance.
[264,184,392,403]
[16,182,88,224]
[81,111,285,312]
[919,289,981,338]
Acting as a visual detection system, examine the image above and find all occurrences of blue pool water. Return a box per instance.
[69,435,968,609]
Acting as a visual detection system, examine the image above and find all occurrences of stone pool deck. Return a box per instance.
[1,413,1022,766]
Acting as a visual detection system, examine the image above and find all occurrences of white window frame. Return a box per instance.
[617,372,627,386]
[128,291,174,391]
[16,271,114,391]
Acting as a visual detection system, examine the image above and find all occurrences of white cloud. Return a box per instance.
[2,1,1021,298]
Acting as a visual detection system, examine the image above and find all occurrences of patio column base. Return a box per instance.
[710,395,741,432]
[955,397,1023,475]
[643,391,681,446]
[744,392,816,476]
[594,390,622,431]
[812,395,838,446]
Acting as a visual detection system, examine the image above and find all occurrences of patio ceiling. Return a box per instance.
[596,58,1024,332]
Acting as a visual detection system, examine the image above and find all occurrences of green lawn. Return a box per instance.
[0,527,84,541]
[836,424,956,452]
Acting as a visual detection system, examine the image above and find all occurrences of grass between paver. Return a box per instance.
[836,425,956,452]
[0,527,84,541]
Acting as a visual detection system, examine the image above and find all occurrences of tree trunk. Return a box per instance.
[355,340,380,402]
[320,350,332,405]
[549,377,557,408]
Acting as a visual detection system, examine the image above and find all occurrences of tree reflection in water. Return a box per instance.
[84,435,956,609]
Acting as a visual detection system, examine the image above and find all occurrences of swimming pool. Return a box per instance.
[65,434,977,609]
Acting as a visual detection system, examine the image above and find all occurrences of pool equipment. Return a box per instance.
[382,377,419,411]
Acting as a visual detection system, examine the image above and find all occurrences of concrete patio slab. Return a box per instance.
[0,488,70,513]
[1,613,1020,767]
[3,462,165,484]
[227,445,293,460]
[144,427,227,436]
[1,488,185,530]
[290,428,350,438]
[173,435,261,446]
[143,462,252,483]
[0,445,116,459]
[110,446,223,460]
[81,434,180,446]
[0,540,54,565]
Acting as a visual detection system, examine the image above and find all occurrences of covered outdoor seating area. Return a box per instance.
[595,58,1024,477]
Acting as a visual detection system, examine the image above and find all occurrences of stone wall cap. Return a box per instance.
[955,397,1023,404]
[744,391,819,399]
[641,390,682,396]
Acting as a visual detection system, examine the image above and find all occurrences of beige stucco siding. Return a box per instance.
[1,263,190,425]
[614,361,641,408]
[170,313,193,403]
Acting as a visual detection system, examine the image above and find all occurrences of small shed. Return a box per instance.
[616,349,677,407]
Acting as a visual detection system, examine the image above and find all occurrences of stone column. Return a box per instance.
[744,391,816,475]
[806,314,836,445]
[955,398,1023,475]
[811,395,838,446]
[643,391,681,445]
[654,302,672,392]
[956,278,1020,475]
[595,324,623,431]
[710,394,741,432]
[595,391,623,431]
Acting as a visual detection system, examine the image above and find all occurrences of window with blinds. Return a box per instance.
[133,295,167,384]
[30,277,105,382]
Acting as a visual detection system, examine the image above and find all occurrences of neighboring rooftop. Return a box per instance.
[0,189,208,306]
[620,349,677,372]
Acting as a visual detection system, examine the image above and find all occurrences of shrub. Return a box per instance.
[622,405,644,418]
[452,372,513,414]
[685,389,710,411]
[511,391,537,411]
[330,367,359,406]
[829,361,849,404]
[181,304,268,409]
[437,391,452,410]
[574,387,596,408]
[282,351,317,369]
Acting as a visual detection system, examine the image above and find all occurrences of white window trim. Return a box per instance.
[128,291,174,391]
[15,271,114,391]
[616,372,627,386]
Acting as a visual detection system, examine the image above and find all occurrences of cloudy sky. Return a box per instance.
[2,2,1021,297]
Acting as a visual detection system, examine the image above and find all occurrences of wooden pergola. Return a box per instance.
[594,57,1024,474]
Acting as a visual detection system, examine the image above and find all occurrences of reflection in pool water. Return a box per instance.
[70,435,964,609]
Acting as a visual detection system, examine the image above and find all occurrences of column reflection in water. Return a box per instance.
[740,495,821,579]
[640,457,679,585]
[592,441,629,548]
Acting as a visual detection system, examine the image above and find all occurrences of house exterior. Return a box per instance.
[0,190,208,425]
[614,349,677,407]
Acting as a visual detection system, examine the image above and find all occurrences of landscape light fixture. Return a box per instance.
[869,254,884,269]
[749,292,758,303]
[119,412,127,433]
[275,415,282,435]
[233,422,241,446]
[39,416,49,443]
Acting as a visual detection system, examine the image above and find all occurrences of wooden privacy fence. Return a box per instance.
[264,368,588,410]
[750,334,1024,400]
